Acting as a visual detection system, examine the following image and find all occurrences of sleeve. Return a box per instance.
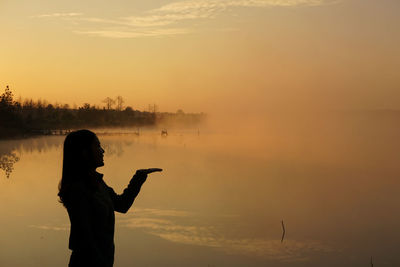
[66,184,106,265]
[105,172,147,213]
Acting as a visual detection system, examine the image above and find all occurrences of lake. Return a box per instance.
[1,112,400,266]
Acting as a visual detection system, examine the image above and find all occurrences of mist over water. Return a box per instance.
[0,110,399,266]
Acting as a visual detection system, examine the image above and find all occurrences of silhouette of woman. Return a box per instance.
[58,129,162,267]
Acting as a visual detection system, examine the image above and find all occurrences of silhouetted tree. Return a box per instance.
[103,97,115,110]
[125,106,133,112]
[0,85,14,106]
[148,104,158,113]
[0,87,205,139]
[116,96,124,111]
[82,103,91,110]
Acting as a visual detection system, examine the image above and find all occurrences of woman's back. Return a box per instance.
[66,172,115,267]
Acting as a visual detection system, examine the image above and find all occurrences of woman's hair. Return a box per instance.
[58,129,97,206]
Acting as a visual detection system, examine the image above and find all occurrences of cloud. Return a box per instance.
[32,12,83,18]
[74,28,189,38]
[119,208,334,261]
[29,224,68,231]
[132,208,195,217]
[152,0,338,14]
[33,0,340,38]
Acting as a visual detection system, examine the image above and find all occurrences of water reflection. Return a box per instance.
[119,208,333,262]
[0,136,63,178]
[0,134,139,178]
[29,224,68,231]
[0,150,19,178]
[1,116,400,266]
[0,130,200,179]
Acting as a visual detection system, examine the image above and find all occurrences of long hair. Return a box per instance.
[58,129,97,206]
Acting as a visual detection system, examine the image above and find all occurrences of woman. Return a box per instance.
[58,129,162,267]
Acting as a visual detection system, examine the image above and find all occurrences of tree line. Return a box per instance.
[0,86,205,138]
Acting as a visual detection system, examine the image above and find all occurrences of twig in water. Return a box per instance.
[370,256,373,267]
[281,220,286,243]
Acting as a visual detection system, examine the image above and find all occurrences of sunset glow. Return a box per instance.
[1,0,398,113]
[1,1,400,266]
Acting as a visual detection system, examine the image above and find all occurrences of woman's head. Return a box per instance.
[63,130,104,172]
[58,129,105,205]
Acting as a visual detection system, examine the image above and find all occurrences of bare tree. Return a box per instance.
[116,96,124,111]
[148,104,158,113]
[103,97,115,110]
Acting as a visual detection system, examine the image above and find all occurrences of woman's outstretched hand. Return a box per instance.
[136,168,163,176]
[133,168,163,184]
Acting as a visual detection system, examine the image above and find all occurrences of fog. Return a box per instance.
[1,109,400,266]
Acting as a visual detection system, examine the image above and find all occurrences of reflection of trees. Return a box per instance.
[0,140,21,179]
[103,142,124,157]
[18,136,63,154]
[0,136,63,179]
[0,151,20,178]
[100,139,135,157]
[0,135,140,178]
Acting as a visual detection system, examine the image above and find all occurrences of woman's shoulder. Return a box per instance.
[64,180,94,209]
[64,180,91,202]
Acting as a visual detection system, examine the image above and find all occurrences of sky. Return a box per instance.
[0,0,399,113]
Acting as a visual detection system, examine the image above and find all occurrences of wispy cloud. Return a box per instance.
[119,208,334,261]
[32,12,83,18]
[74,28,189,38]
[131,208,195,217]
[32,0,340,38]
[151,0,339,14]
[29,224,68,231]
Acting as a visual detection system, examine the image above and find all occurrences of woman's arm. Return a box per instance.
[106,169,162,213]
[105,171,148,213]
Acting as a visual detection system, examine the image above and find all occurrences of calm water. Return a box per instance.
[1,114,400,266]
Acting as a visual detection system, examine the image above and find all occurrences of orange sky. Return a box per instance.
[0,0,399,113]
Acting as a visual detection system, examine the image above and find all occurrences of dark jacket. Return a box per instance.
[66,171,145,267]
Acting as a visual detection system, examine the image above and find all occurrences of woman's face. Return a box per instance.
[90,136,105,168]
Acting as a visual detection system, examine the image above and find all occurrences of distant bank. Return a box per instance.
[0,86,205,139]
